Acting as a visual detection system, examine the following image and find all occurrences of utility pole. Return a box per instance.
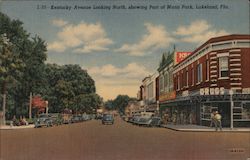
[2,93,6,125]
[29,92,32,119]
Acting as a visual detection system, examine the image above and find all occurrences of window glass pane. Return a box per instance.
[219,57,228,77]
[242,102,250,119]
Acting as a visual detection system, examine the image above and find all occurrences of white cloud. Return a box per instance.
[48,21,113,53]
[181,30,229,43]
[115,23,175,56]
[174,20,229,44]
[51,19,68,27]
[87,63,152,100]
[88,63,151,78]
[174,20,211,36]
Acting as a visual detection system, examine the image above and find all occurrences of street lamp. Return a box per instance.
[229,89,234,130]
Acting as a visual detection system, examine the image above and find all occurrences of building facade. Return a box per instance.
[141,73,159,113]
[172,35,250,127]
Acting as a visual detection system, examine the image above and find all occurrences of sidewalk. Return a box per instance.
[161,124,250,132]
[0,124,35,130]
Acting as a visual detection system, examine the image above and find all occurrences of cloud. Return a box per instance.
[115,23,175,56]
[51,18,68,27]
[87,63,152,100]
[48,21,113,53]
[174,20,211,36]
[88,63,151,78]
[174,20,229,44]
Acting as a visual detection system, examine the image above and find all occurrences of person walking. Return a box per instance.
[214,111,222,131]
[210,111,216,127]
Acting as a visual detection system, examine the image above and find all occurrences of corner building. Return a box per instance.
[173,35,250,127]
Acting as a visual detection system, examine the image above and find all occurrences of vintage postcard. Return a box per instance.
[0,0,250,160]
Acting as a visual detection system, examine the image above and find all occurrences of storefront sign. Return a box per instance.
[159,91,176,102]
[174,52,192,65]
[200,87,225,95]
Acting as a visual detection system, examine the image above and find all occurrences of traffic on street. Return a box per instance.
[1,116,249,160]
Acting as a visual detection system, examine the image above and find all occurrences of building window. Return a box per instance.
[191,68,194,86]
[219,56,229,78]
[159,75,164,93]
[169,70,173,91]
[164,73,168,92]
[148,82,154,99]
[206,60,209,81]
[197,63,202,83]
[177,75,180,90]
[186,71,189,87]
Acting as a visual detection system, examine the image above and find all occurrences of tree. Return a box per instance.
[0,33,24,124]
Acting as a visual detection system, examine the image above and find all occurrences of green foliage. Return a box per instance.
[0,12,102,119]
[104,95,137,113]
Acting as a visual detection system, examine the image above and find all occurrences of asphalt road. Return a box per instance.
[0,117,249,160]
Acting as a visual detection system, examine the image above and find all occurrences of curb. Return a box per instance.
[0,125,35,130]
[161,125,250,132]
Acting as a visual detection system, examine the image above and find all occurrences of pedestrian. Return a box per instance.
[189,112,193,124]
[210,111,216,127]
[214,111,222,131]
[180,111,184,125]
[172,111,177,125]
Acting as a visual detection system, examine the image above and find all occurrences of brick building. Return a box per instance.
[171,34,250,127]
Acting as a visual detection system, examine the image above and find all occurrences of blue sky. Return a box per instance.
[1,0,249,100]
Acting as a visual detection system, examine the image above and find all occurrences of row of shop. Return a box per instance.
[137,34,250,127]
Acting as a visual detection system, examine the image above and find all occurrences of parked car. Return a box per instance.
[34,114,53,128]
[82,114,91,121]
[102,114,114,125]
[71,115,83,123]
[149,117,162,127]
[136,117,152,126]
[49,113,63,126]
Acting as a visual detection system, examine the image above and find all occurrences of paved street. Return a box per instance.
[0,117,249,160]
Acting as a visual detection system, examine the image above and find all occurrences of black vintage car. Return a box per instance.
[34,114,53,128]
[102,114,114,125]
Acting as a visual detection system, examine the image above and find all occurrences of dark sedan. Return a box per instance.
[102,114,114,125]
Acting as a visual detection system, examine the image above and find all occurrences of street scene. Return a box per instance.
[1,117,250,160]
[1,0,250,160]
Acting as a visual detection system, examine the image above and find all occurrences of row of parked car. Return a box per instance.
[126,116,162,127]
[34,113,93,128]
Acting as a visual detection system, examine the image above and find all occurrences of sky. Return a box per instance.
[0,0,249,100]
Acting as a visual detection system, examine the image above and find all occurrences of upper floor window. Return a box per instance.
[177,75,180,90]
[191,68,194,86]
[197,63,202,83]
[206,60,209,81]
[164,73,168,92]
[219,56,229,78]
[159,75,164,93]
[186,71,189,87]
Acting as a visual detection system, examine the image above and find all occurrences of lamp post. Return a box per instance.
[229,89,234,130]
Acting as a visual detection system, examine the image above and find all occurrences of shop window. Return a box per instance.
[242,102,250,119]
[219,56,229,78]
